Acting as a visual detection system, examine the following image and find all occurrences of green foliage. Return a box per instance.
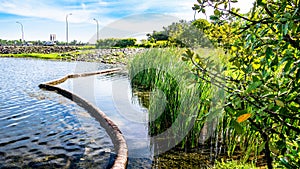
[137,40,169,48]
[146,31,169,42]
[0,39,23,46]
[188,0,300,168]
[146,20,212,48]
[279,136,300,168]
[214,159,259,169]
[116,38,136,48]
[96,38,137,48]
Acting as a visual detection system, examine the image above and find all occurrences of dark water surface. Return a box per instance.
[0,58,119,168]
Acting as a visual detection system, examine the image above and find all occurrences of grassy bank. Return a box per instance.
[0,53,72,60]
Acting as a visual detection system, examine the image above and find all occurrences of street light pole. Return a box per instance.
[93,18,99,43]
[66,13,72,45]
[16,21,24,43]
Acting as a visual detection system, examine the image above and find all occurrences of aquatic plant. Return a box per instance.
[128,48,216,153]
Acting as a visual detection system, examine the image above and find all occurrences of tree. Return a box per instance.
[185,0,300,168]
[96,38,137,48]
[147,31,169,42]
[146,20,212,48]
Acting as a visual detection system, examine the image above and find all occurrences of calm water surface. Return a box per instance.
[58,69,153,168]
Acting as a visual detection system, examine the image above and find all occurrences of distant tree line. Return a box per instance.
[96,38,137,48]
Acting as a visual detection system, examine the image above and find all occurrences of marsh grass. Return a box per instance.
[129,48,214,150]
[214,159,259,169]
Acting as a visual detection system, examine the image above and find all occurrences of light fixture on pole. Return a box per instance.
[93,18,99,43]
[66,13,72,45]
[16,21,24,43]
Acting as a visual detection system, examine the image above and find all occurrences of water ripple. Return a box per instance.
[0,58,114,168]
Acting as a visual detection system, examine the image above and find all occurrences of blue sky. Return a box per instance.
[0,0,254,42]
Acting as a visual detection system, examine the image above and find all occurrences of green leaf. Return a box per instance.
[246,81,262,93]
[276,140,286,150]
[275,99,285,107]
[253,75,260,82]
[280,158,295,169]
[283,23,289,35]
[257,0,266,6]
[210,15,219,21]
[214,9,220,16]
[266,47,273,60]
[258,142,266,154]
[284,13,291,19]
[292,8,299,17]
[270,55,279,67]
[184,49,194,59]
[193,4,200,10]
[284,60,293,72]
[231,120,244,134]
[250,2,257,19]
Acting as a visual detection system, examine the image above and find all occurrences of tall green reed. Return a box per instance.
[128,48,213,150]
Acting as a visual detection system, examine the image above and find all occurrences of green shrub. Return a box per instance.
[96,38,137,48]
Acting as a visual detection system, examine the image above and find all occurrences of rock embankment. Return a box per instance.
[0,46,78,54]
[74,48,146,63]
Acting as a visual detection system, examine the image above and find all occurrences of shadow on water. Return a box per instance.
[58,71,154,168]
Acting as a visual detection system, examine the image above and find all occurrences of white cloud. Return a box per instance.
[98,0,109,6]
[0,0,95,23]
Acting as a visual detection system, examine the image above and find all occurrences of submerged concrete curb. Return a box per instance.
[39,68,128,169]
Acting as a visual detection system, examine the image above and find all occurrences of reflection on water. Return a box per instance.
[0,58,116,168]
[58,71,153,168]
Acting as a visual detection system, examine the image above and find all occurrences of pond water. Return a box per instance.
[57,64,153,168]
[0,58,127,168]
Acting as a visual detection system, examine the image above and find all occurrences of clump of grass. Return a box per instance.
[214,159,259,169]
[128,48,213,150]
